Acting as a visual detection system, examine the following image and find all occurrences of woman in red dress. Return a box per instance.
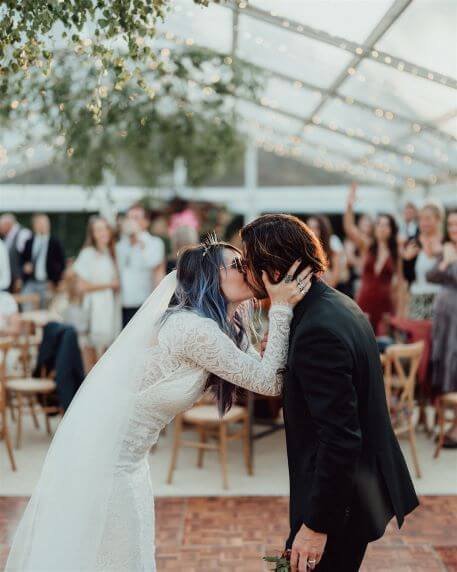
[344,183,402,335]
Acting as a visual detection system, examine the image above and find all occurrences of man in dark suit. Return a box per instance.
[22,213,66,308]
[241,214,418,572]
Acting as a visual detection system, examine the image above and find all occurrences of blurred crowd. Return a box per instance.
[0,190,456,440]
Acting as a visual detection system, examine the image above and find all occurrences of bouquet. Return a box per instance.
[263,549,291,571]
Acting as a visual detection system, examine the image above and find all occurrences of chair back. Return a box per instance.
[10,320,38,377]
[384,341,424,410]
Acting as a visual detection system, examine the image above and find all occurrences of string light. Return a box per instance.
[227,28,454,146]
[247,121,403,185]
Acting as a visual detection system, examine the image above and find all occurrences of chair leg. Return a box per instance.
[28,395,40,429]
[44,412,52,435]
[9,394,17,423]
[15,393,23,449]
[43,394,52,435]
[434,400,446,459]
[2,410,17,471]
[219,422,229,490]
[167,416,182,484]
[243,416,253,476]
[408,422,421,478]
[197,428,206,468]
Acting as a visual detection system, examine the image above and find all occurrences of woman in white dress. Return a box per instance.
[6,238,312,571]
[73,216,121,360]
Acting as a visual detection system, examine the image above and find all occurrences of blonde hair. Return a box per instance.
[420,200,445,222]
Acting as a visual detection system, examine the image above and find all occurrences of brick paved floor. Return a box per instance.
[1,496,456,571]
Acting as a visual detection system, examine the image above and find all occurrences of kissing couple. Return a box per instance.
[6,214,418,572]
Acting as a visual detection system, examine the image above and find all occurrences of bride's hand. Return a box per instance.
[262,260,313,308]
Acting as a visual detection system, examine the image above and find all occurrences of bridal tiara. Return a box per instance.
[201,231,220,257]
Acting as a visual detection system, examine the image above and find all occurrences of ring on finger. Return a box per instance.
[285,274,294,283]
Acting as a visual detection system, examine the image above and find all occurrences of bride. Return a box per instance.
[6,238,312,571]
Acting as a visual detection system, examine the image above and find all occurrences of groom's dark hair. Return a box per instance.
[241,214,328,298]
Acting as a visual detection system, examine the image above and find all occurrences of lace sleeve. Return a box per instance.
[170,305,293,396]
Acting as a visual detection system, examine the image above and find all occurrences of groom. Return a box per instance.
[241,214,419,572]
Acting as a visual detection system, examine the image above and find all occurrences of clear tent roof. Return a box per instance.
[155,0,457,190]
[1,0,456,192]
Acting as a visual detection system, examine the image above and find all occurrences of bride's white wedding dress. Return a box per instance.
[6,269,292,572]
[97,306,292,570]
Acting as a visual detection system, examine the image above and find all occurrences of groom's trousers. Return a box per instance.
[315,528,368,572]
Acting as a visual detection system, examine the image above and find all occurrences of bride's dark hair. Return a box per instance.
[164,236,253,415]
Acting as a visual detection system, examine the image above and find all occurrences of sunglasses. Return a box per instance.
[220,257,247,274]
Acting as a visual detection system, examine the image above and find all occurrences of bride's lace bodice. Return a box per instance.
[118,304,293,468]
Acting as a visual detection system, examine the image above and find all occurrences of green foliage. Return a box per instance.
[0,0,214,88]
[1,42,261,186]
[263,555,291,571]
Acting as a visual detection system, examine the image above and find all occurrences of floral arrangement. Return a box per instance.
[263,549,291,571]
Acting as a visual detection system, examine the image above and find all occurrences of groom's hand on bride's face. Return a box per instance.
[290,524,327,572]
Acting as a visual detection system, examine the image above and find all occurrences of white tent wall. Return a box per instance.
[1,182,455,219]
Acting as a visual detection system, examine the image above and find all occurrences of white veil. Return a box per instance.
[5,271,178,571]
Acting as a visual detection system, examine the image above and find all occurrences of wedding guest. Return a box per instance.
[344,210,375,298]
[0,238,11,291]
[0,290,20,336]
[399,201,419,243]
[168,198,199,235]
[344,184,401,334]
[0,213,32,292]
[427,210,457,448]
[403,201,444,319]
[49,267,90,338]
[167,225,199,273]
[73,217,121,363]
[116,204,165,327]
[21,213,66,309]
[306,215,341,288]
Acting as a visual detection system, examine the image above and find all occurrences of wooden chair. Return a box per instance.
[9,319,41,379]
[383,341,424,478]
[434,392,457,458]
[5,331,62,448]
[167,399,252,490]
[0,339,17,471]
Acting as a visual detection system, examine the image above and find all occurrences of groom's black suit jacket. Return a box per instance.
[283,279,418,546]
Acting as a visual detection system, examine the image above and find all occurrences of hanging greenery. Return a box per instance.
[0,0,219,95]
[1,41,261,186]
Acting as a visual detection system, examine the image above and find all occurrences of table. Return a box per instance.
[19,310,62,328]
